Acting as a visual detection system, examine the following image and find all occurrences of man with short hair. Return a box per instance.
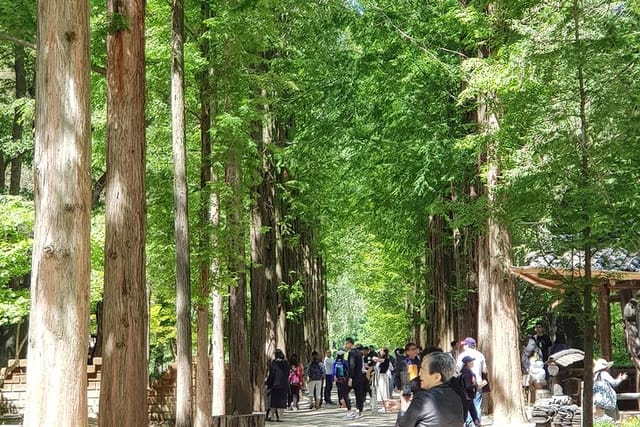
[344,338,366,420]
[323,350,335,405]
[395,351,464,427]
[404,342,421,393]
[456,338,488,427]
[533,322,553,362]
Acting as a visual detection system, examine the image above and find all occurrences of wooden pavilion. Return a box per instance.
[510,265,640,363]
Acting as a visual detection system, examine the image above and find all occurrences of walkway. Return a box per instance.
[271,401,395,427]
[273,390,537,427]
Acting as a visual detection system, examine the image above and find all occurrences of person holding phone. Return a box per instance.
[394,352,463,427]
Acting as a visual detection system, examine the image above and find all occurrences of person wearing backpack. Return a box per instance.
[333,350,350,412]
[306,351,325,410]
[288,354,304,410]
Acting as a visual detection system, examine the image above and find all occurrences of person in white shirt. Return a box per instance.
[323,350,335,404]
[456,337,488,427]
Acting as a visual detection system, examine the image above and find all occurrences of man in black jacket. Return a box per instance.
[395,351,464,427]
[343,338,367,420]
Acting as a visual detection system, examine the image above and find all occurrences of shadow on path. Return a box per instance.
[269,405,396,427]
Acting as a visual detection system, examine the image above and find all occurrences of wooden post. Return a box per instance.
[598,283,611,361]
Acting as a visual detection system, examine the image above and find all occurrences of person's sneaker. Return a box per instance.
[342,412,356,419]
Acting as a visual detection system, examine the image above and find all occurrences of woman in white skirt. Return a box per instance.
[374,347,391,412]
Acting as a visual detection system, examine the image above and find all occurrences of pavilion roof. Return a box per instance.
[510,248,640,291]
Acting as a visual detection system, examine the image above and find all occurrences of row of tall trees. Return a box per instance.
[1,1,341,426]
[1,0,639,426]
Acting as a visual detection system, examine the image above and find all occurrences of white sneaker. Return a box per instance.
[343,412,356,419]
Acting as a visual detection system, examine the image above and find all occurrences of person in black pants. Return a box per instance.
[323,350,335,404]
[343,338,367,420]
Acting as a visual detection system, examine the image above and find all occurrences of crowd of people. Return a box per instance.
[265,320,630,425]
[264,336,490,426]
[521,321,629,424]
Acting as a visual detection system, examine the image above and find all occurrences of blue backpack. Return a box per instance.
[335,361,347,382]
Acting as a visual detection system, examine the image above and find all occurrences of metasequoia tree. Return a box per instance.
[194,1,216,421]
[469,3,525,422]
[98,0,148,422]
[9,44,26,195]
[170,0,193,423]
[249,95,277,412]
[23,0,91,423]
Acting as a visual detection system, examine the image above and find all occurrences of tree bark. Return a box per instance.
[249,100,277,412]
[486,129,525,424]
[24,0,91,423]
[195,15,213,424]
[99,0,148,423]
[427,214,455,349]
[9,44,26,195]
[226,144,252,414]
[171,0,193,423]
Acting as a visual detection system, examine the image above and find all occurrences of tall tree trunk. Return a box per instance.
[225,144,252,414]
[195,17,213,425]
[486,121,524,424]
[171,0,193,423]
[473,3,525,423]
[99,0,148,422]
[573,3,594,425]
[9,44,26,195]
[427,214,455,349]
[249,99,277,412]
[24,0,91,422]
[274,169,287,352]
[0,153,5,191]
[211,287,225,416]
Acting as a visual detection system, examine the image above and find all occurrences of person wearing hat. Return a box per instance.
[460,356,480,426]
[456,337,488,427]
[593,358,628,421]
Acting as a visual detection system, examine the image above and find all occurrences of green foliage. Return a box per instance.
[0,195,32,325]
[106,12,131,34]
[621,417,640,427]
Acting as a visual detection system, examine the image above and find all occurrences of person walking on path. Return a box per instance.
[460,355,480,426]
[266,349,290,422]
[288,354,304,410]
[374,347,391,413]
[323,350,335,405]
[333,350,350,410]
[456,337,488,427]
[344,338,366,420]
[306,350,325,410]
